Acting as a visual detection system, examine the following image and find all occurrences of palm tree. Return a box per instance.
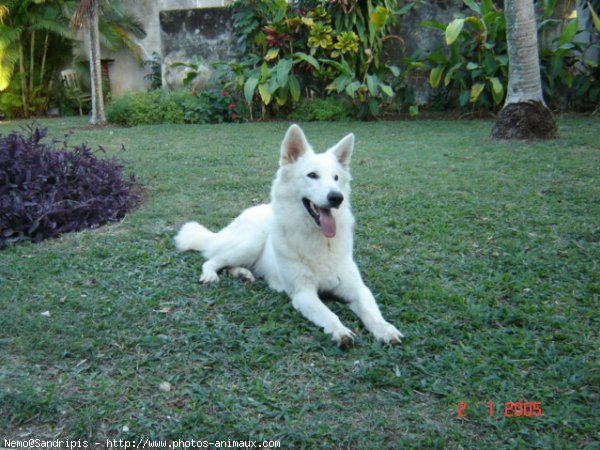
[491,0,557,139]
[1,0,144,119]
[0,0,72,115]
[70,0,145,125]
[71,0,105,124]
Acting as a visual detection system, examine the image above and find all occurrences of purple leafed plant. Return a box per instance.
[0,124,140,248]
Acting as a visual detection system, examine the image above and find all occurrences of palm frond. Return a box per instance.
[0,41,19,90]
[0,24,22,47]
[0,5,9,24]
[71,0,96,29]
[97,21,119,51]
[112,26,143,62]
[30,3,74,38]
[31,18,74,39]
[102,6,146,39]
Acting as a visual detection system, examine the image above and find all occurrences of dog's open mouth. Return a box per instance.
[303,198,336,238]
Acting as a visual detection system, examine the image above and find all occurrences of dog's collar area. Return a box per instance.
[302,198,336,238]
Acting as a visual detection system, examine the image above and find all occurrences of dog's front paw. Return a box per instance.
[371,321,404,345]
[199,270,220,284]
[199,261,221,284]
[332,327,357,349]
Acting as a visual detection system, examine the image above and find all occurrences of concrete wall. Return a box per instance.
[160,7,236,89]
[109,0,233,97]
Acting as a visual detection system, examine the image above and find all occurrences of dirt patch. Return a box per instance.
[491,101,557,140]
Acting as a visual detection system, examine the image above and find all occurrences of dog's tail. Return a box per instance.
[174,221,215,254]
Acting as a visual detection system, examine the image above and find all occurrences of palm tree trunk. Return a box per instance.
[18,41,27,116]
[491,0,557,140]
[88,0,106,125]
[39,32,49,85]
[29,30,35,96]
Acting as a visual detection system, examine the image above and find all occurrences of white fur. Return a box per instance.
[174,125,403,346]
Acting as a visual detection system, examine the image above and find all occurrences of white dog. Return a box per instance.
[174,125,403,347]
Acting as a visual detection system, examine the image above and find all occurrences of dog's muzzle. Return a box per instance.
[302,191,343,238]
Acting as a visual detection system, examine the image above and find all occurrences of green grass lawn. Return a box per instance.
[0,116,598,448]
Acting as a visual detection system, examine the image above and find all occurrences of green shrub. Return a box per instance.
[0,84,23,119]
[538,5,600,111]
[289,97,352,121]
[106,89,243,126]
[104,94,133,125]
[126,90,185,125]
[422,0,508,110]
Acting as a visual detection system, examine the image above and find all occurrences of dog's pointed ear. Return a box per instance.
[280,124,310,166]
[329,133,354,168]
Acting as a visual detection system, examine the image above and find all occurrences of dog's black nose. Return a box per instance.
[327,191,344,208]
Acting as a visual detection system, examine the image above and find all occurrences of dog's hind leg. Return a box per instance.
[229,267,256,282]
[189,229,258,283]
[174,223,226,282]
[180,205,271,284]
[200,264,255,284]
[198,251,256,284]
[198,242,260,284]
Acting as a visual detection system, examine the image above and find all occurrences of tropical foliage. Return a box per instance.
[422,0,508,109]
[70,0,145,125]
[2,0,599,121]
[224,0,416,118]
[0,0,145,119]
[0,0,74,116]
[538,0,600,110]
[423,0,600,112]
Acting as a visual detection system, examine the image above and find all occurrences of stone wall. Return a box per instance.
[160,7,236,89]
[108,0,233,96]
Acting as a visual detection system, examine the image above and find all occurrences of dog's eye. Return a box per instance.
[334,175,339,181]
[307,172,319,179]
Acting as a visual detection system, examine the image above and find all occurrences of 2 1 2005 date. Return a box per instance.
[458,401,542,417]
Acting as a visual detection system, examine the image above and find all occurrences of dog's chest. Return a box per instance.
[298,233,351,278]
[268,211,354,290]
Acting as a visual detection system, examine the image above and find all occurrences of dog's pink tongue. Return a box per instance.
[319,209,336,238]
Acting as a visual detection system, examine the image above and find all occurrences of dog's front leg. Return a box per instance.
[335,269,404,345]
[291,289,356,348]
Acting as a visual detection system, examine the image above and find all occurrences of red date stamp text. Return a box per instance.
[457,401,542,417]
